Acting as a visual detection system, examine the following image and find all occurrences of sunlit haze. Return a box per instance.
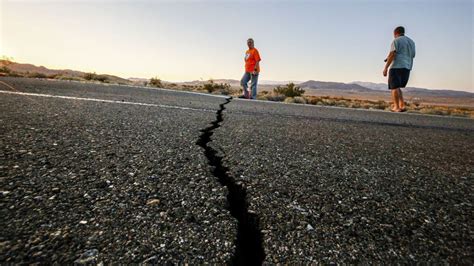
[1,0,473,92]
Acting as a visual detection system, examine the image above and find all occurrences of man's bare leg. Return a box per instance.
[398,88,406,110]
[391,88,401,111]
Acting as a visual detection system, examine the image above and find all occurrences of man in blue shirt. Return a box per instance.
[383,26,416,112]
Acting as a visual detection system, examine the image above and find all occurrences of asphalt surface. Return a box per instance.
[1,77,473,263]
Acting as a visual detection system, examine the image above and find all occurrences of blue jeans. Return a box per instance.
[240,72,259,99]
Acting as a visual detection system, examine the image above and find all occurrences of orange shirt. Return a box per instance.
[245,48,261,73]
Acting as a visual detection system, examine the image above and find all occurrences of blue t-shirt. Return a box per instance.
[390,35,416,70]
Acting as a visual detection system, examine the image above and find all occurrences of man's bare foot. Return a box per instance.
[390,104,402,112]
[390,108,402,112]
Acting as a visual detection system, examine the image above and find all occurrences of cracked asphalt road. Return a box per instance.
[215,99,474,263]
[0,78,235,263]
[1,77,473,263]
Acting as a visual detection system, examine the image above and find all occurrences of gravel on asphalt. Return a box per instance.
[211,100,474,263]
[0,88,236,263]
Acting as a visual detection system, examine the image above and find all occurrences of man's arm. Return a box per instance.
[383,51,396,77]
[253,61,260,74]
[252,50,261,74]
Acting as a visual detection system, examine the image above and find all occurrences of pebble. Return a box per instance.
[306,224,314,231]
[146,199,160,206]
[74,249,99,264]
[143,256,157,263]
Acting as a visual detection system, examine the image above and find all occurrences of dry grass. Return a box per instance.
[417,105,474,118]
[304,95,474,118]
[258,93,286,102]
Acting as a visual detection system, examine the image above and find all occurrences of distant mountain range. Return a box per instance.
[350,81,387,91]
[0,60,131,84]
[299,80,374,92]
[1,60,472,98]
[349,81,473,97]
[299,80,473,97]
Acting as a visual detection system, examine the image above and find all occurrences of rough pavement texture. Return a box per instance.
[0,78,236,263]
[212,99,474,263]
[0,77,225,111]
[1,77,473,264]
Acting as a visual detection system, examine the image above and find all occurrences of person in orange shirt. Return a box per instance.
[240,38,261,99]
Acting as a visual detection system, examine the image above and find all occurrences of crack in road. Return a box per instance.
[196,97,266,265]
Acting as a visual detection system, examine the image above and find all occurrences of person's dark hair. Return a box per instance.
[394,26,405,35]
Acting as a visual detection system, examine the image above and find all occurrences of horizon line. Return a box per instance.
[2,57,472,94]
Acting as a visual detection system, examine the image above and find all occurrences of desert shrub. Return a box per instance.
[273,83,305,97]
[284,97,295,103]
[219,87,233,95]
[83,72,108,82]
[336,100,351,108]
[350,102,361,108]
[0,66,11,74]
[256,91,271,100]
[449,108,472,117]
[179,84,194,91]
[83,72,95,80]
[95,75,109,82]
[410,98,421,108]
[7,72,23,77]
[200,80,232,94]
[323,99,336,106]
[306,97,320,105]
[307,97,316,105]
[374,100,389,110]
[265,94,286,102]
[28,72,47,78]
[149,77,163,87]
[0,58,14,74]
[293,96,307,104]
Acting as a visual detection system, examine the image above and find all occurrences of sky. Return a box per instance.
[1,0,473,92]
